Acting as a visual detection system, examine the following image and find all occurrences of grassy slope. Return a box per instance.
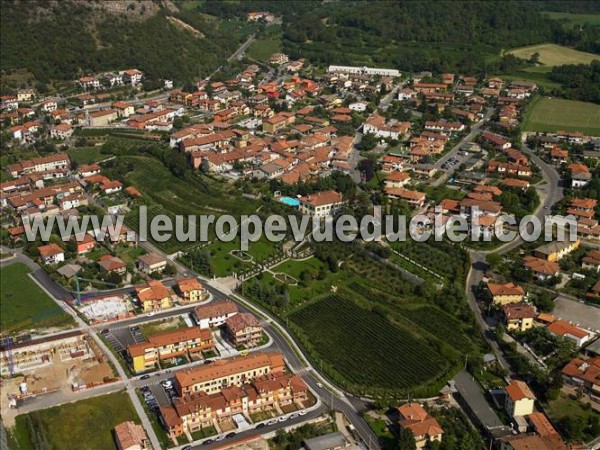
[11,391,141,450]
[522,96,600,135]
[507,43,599,66]
[0,263,75,332]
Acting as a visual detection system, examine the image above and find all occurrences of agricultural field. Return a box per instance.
[289,294,451,392]
[118,156,259,253]
[248,37,282,61]
[399,305,474,351]
[67,146,106,165]
[8,391,141,450]
[522,97,600,135]
[0,263,76,334]
[507,43,599,68]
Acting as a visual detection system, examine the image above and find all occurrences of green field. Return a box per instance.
[118,155,259,253]
[9,391,141,450]
[507,43,599,67]
[67,146,106,165]
[289,294,451,392]
[248,37,282,61]
[523,97,600,135]
[543,11,600,28]
[0,263,76,333]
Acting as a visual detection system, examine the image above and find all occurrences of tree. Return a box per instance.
[485,252,501,269]
[398,427,416,450]
[529,52,540,65]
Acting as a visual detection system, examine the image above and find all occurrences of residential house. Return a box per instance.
[137,253,167,274]
[71,233,96,255]
[194,300,238,329]
[523,256,560,281]
[384,187,426,208]
[487,282,525,305]
[38,243,65,265]
[397,403,444,449]
[89,109,118,127]
[561,356,600,399]
[502,303,536,332]
[505,379,536,417]
[176,278,207,303]
[50,123,73,140]
[98,255,127,275]
[533,240,580,262]
[298,190,345,218]
[225,313,263,348]
[136,280,173,312]
[363,113,411,140]
[114,421,149,450]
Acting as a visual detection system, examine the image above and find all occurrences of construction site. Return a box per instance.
[0,331,117,426]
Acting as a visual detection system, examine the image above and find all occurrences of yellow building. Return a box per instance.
[129,327,214,373]
[136,281,173,312]
[505,380,536,417]
[175,352,285,396]
[534,239,580,262]
[501,303,536,333]
[176,278,207,304]
[487,282,525,305]
[262,112,295,134]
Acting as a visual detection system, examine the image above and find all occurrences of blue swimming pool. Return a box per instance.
[279,196,300,207]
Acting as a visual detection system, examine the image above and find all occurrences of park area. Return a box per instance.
[522,97,600,136]
[0,263,76,334]
[507,43,599,69]
[7,391,141,450]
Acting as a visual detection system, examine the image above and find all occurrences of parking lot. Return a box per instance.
[140,377,176,411]
[101,325,145,357]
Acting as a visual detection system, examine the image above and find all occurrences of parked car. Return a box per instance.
[215,435,225,442]
[289,413,298,419]
[202,439,213,445]
[140,374,150,380]
[298,410,307,416]
[147,312,155,317]
[267,419,278,426]
[226,433,236,438]
[278,416,287,422]
[255,423,265,429]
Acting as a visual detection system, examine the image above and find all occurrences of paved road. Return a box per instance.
[228,34,256,62]
[430,108,495,187]
[463,134,565,376]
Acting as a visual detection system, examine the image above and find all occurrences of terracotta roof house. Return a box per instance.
[114,421,149,450]
[397,403,444,448]
[547,320,592,347]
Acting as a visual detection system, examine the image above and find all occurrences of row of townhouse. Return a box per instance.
[77,69,144,90]
[193,300,264,348]
[161,371,308,438]
[6,152,70,177]
[128,327,215,374]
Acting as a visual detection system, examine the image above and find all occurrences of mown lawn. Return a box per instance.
[10,391,141,450]
[0,263,75,333]
[523,97,600,135]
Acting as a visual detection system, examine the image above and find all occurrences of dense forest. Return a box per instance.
[548,61,600,103]
[0,0,247,87]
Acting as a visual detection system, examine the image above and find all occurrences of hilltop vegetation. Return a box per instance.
[0,0,252,88]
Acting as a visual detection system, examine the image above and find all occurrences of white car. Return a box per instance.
[215,435,225,442]
[316,382,323,388]
[161,381,173,389]
[146,312,155,317]
[298,410,307,416]
[289,413,298,419]
[278,416,288,422]
[267,419,278,426]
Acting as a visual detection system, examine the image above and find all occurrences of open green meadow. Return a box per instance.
[507,43,599,67]
[543,12,600,28]
[9,391,141,450]
[248,37,282,61]
[67,146,106,165]
[0,263,75,333]
[523,97,600,135]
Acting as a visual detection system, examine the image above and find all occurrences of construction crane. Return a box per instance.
[74,277,119,305]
